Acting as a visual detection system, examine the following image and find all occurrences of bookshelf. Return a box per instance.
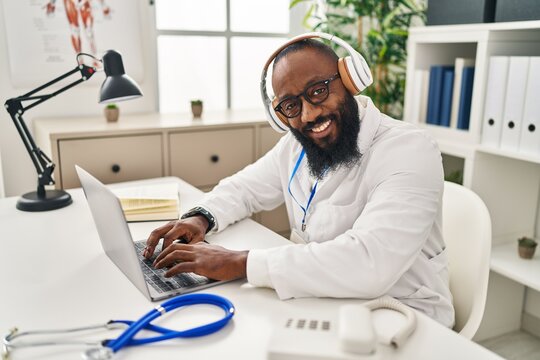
[403,21,540,341]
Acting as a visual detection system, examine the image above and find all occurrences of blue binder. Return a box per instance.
[426,65,453,125]
[457,67,475,130]
[439,68,455,127]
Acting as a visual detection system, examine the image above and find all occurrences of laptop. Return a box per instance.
[75,165,226,301]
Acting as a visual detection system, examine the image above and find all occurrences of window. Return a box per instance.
[155,0,296,113]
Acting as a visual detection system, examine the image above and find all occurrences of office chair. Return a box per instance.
[442,181,492,339]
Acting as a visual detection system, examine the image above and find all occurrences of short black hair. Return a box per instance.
[273,38,339,70]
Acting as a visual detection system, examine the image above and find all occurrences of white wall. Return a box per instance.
[0,2,157,197]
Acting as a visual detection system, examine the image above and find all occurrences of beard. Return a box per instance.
[290,93,361,179]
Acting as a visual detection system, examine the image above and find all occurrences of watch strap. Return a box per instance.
[181,206,216,234]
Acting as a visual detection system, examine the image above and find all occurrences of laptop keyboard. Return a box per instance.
[134,241,211,293]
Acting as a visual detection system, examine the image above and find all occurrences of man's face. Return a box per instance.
[272,48,348,148]
[272,47,361,178]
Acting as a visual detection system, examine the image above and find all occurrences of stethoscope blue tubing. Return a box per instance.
[104,293,235,352]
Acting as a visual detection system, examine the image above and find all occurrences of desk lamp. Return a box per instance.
[4,50,143,212]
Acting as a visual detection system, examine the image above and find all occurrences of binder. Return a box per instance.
[411,69,429,123]
[457,67,475,130]
[500,57,530,152]
[481,57,509,147]
[450,58,475,128]
[426,65,453,125]
[440,68,455,127]
[519,57,540,156]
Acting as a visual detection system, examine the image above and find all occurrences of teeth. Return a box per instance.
[311,119,331,133]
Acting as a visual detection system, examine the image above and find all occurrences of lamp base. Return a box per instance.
[16,189,73,212]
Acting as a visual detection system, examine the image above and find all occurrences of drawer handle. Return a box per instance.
[210,155,219,163]
[111,164,121,173]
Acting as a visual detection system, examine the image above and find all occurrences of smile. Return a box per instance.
[310,119,331,133]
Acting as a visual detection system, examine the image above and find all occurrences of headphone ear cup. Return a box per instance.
[338,56,369,95]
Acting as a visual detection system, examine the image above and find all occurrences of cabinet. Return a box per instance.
[403,21,540,341]
[33,109,289,235]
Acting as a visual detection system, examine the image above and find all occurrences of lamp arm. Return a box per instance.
[3,64,97,190]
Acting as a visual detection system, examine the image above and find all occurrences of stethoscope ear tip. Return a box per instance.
[82,346,114,360]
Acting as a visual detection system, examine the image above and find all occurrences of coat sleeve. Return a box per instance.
[195,135,289,232]
[247,130,444,299]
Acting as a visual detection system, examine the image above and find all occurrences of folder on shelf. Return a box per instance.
[500,57,530,152]
[519,57,540,156]
[457,66,475,130]
[481,57,510,148]
[440,68,455,127]
[450,58,475,129]
[411,69,429,123]
[426,65,453,125]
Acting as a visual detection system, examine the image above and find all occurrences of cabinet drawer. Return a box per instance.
[169,128,254,188]
[58,134,163,189]
[258,125,285,158]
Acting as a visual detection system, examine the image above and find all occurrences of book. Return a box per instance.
[457,66,475,130]
[450,58,475,128]
[439,68,455,127]
[411,69,429,123]
[426,65,454,125]
[111,182,180,222]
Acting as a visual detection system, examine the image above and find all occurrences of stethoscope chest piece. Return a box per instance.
[82,347,114,360]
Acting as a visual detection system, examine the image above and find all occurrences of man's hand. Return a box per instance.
[153,242,248,281]
[143,215,209,259]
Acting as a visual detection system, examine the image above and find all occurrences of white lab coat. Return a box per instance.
[197,96,454,328]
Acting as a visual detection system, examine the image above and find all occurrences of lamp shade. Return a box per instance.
[99,50,143,103]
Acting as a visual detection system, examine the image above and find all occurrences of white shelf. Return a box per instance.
[410,20,540,34]
[491,242,540,292]
[477,145,540,165]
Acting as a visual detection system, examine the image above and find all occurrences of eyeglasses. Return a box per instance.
[274,73,340,119]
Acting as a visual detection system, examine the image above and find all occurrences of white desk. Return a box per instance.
[0,178,502,360]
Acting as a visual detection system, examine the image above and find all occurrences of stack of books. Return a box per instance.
[112,182,180,222]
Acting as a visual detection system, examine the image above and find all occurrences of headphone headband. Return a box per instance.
[260,32,372,133]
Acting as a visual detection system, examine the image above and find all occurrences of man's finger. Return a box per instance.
[153,243,192,266]
[144,222,175,258]
[165,261,196,277]
[154,249,195,269]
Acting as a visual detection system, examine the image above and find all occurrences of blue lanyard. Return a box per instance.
[288,149,320,232]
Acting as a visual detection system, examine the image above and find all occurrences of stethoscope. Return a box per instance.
[2,293,235,360]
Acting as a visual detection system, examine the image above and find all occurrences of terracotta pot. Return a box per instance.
[518,245,536,259]
[104,107,119,122]
[191,103,203,118]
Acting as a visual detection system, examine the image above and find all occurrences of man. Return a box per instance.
[143,36,454,328]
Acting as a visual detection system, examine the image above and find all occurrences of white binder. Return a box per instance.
[481,57,509,148]
[500,57,530,152]
[451,58,475,129]
[519,57,540,156]
[411,69,429,123]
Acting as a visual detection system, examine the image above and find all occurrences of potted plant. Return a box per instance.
[104,103,119,122]
[517,236,537,259]
[191,99,203,118]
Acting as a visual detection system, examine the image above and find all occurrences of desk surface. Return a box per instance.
[0,178,502,360]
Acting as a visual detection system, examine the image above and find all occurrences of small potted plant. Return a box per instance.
[190,99,203,118]
[517,236,537,259]
[104,103,119,122]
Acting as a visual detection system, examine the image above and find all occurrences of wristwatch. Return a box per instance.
[181,206,216,234]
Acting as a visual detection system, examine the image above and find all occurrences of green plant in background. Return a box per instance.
[106,103,118,109]
[444,170,463,185]
[190,99,203,105]
[290,0,426,119]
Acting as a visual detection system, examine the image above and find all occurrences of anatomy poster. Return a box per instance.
[2,0,144,88]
